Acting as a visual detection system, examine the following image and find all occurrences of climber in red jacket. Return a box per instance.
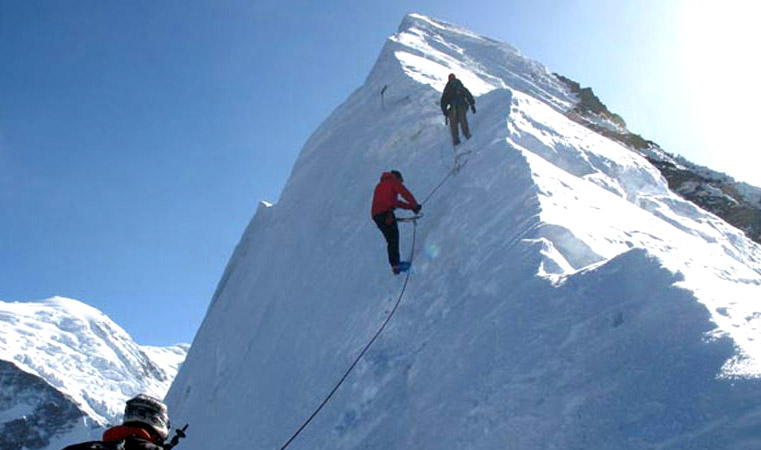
[63,394,178,450]
[371,170,421,274]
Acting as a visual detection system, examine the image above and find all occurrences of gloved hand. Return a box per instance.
[471,104,476,114]
[414,204,422,214]
[445,116,449,126]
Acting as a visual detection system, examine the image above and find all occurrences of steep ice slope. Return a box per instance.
[0,297,188,449]
[507,89,761,376]
[167,14,761,449]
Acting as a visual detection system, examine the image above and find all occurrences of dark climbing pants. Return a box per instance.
[448,104,471,146]
[373,211,400,268]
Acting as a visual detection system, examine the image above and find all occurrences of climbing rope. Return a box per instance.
[422,139,475,205]
[279,152,471,449]
[421,159,466,206]
[279,220,418,450]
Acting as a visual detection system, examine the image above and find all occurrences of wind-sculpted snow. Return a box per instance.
[0,297,188,449]
[387,13,575,112]
[505,89,761,376]
[167,13,761,450]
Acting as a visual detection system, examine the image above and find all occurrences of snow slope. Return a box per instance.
[166,14,761,449]
[0,297,188,449]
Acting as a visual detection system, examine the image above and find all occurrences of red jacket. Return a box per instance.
[103,425,154,443]
[371,172,419,217]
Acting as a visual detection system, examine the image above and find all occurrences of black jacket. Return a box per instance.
[440,79,475,114]
[63,436,164,450]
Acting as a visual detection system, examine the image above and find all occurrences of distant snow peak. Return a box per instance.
[0,297,188,450]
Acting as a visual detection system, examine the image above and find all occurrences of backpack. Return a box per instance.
[62,441,124,450]
[62,436,163,450]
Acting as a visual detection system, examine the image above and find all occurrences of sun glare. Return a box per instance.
[677,0,761,183]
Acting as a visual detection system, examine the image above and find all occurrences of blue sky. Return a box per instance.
[1,0,758,346]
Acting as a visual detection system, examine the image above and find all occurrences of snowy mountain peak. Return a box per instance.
[0,297,188,450]
[167,14,761,449]
[379,13,574,110]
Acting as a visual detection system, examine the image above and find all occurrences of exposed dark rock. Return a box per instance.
[555,73,761,244]
[0,360,87,450]
[554,73,627,129]
[647,157,761,242]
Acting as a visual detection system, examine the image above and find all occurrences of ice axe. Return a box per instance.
[164,424,189,450]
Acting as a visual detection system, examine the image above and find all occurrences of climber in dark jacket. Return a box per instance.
[440,73,476,146]
[371,170,420,274]
[62,394,172,450]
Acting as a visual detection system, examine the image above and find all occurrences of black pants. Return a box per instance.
[373,211,400,267]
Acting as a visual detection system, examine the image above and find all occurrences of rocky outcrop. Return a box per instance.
[646,155,761,242]
[555,73,761,244]
[0,360,87,450]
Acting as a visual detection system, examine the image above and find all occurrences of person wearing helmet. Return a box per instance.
[371,170,421,274]
[62,394,171,450]
[440,73,476,146]
[104,394,170,448]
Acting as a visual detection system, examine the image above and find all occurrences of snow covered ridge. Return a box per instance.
[555,66,761,245]
[0,297,188,450]
[167,13,761,449]
[394,14,761,245]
